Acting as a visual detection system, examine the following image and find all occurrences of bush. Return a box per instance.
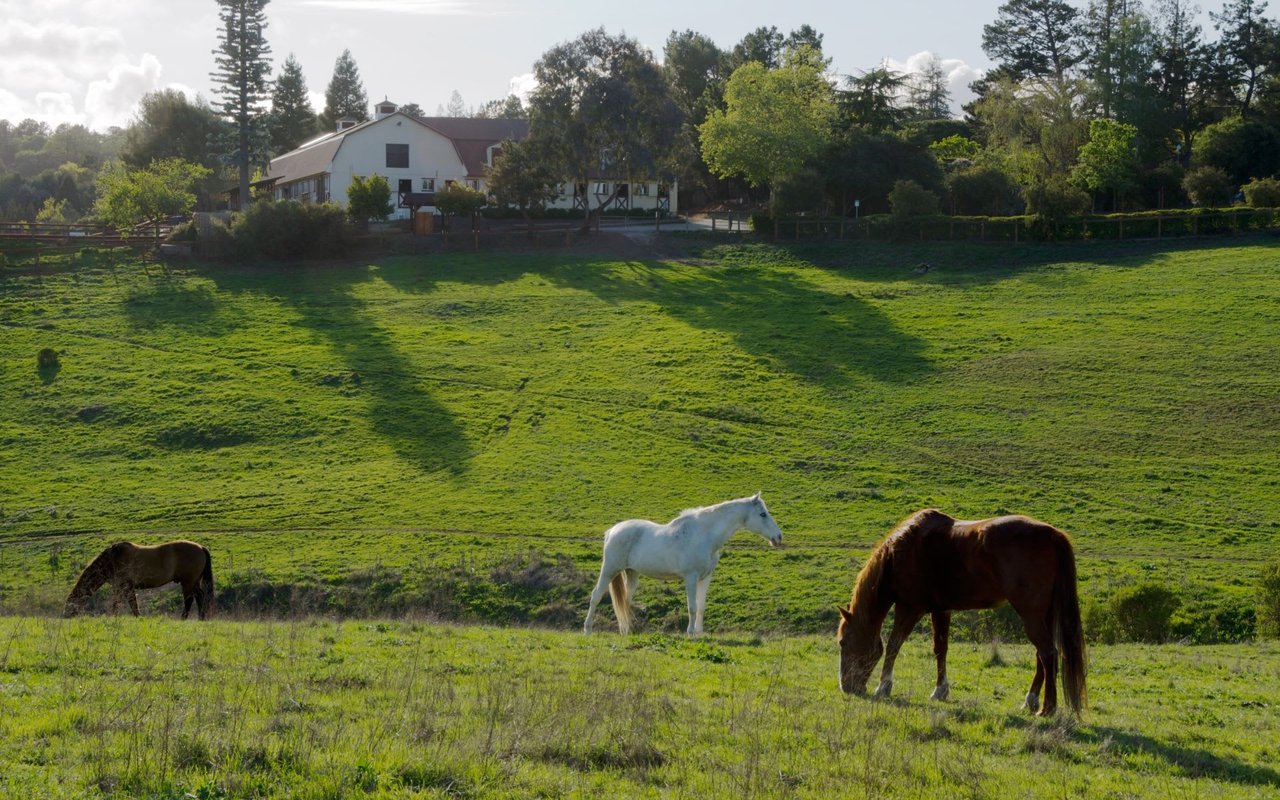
[749,212,774,234]
[36,348,59,370]
[1086,583,1181,643]
[1258,562,1280,639]
[1023,177,1091,238]
[1182,166,1236,207]
[946,165,1019,215]
[1193,116,1280,185]
[1241,177,1280,208]
[227,201,353,261]
[888,179,940,218]
[166,220,200,242]
[346,175,395,225]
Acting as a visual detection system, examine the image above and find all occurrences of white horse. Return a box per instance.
[583,493,784,635]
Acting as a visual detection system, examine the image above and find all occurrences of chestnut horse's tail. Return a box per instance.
[1053,534,1087,715]
[609,570,633,634]
[200,546,216,618]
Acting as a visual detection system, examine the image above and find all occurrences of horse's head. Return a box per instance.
[837,605,883,695]
[745,492,783,547]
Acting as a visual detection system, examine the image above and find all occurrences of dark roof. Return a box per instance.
[265,134,344,184]
[416,117,529,177]
[265,114,530,184]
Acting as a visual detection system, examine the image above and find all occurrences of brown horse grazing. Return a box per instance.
[64,541,215,620]
[837,509,1086,717]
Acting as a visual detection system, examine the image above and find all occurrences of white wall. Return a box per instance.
[329,114,469,220]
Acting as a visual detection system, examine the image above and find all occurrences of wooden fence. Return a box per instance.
[764,208,1280,243]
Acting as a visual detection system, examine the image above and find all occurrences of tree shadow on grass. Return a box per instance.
[1082,724,1280,789]
[541,258,935,388]
[121,279,242,337]
[203,264,471,475]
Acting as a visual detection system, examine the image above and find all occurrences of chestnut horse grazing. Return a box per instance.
[64,541,215,620]
[837,509,1086,716]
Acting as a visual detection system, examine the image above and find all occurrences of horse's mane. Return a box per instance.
[666,496,753,536]
[67,542,124,597]
[850,509,954,611]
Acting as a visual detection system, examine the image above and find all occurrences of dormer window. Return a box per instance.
[378,103,396,115]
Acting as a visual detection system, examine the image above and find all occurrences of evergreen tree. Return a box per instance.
[446,90,467,117]
[1211,0,1276,117]
[320,49,369,130]
[270,54,316,154]
[982,0,1086,81]
[210,0,273,209]
[906,55,953,120]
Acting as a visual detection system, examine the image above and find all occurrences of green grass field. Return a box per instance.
[2,236,1278,634]
[1,617,1277,799]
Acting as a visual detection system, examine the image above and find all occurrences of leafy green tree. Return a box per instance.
[434,182,488,231]
[93,158,212,239]
[731,26,784,70]
[528,28,681,225]
[663,29,729,195]
[1182,165,1236,206]
[320,49,369,130]
[270,54,317,154]
[345,174,393,225]
[35,197,70,223]
[1241,176,1280,205]
[1193,115,1280,184]
[211,0,274,210]
[889,178,940,217]
[1023,174,1091,237]
[398,103,424,118]
[485,138,561,226]
[700,53,834,202]
[946,164,1020,214]
[982,0,1086,81]
[1073,118,1141,210]
[929,134,981,163]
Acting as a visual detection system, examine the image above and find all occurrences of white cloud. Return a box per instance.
[883,51,983,117]
[508,72,536,102]
[83,53,165,130]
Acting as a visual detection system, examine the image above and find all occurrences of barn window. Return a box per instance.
[385,143,409,169]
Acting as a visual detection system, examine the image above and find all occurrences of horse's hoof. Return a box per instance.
[930,681,950,701]
[873,680,893,699]
[1022,692,1040,714]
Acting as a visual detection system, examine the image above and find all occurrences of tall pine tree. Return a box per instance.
[320,49,369,130]
[270,54,316,154]
[211,0,273,209]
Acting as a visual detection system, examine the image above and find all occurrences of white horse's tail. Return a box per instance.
[609,571,633,634]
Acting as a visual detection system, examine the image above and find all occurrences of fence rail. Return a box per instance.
[763,208,1280,243]
[0,220,173,247]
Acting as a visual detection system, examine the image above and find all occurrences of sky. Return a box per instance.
[0,0,1218,132]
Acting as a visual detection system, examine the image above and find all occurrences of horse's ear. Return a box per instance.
[838,605,854,622]
[753,491,762,502]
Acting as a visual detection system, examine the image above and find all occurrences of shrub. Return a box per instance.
[36,348,60,370]
[166,220,200,242]
[1087,583,1180,643]
[1241,177,1280,208]
[227,201,352,261]
[1023,176,1092,238]
[888,179,940,218]
[946,165,1019,215]
[1193,116,1280,185]
[1182,166,1235,207]
[749,212,774,234]
[1258,562,1280,639]
[346,174,395,225]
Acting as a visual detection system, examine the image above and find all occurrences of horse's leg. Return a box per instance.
[693,574,713,634]
[930,611,952,701]
[875,607,924,698]
[684,573,700,636]
[583,565,615,634]
[127,585,140,617]
[1018,608,1057,716]
[182,589,195,620]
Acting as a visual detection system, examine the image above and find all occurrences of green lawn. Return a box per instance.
[1,617,1277,799]
[1,237,1277,633]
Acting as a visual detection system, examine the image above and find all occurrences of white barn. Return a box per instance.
[258,101,676,219]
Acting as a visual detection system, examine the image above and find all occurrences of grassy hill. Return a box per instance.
[2,237,1277,634]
